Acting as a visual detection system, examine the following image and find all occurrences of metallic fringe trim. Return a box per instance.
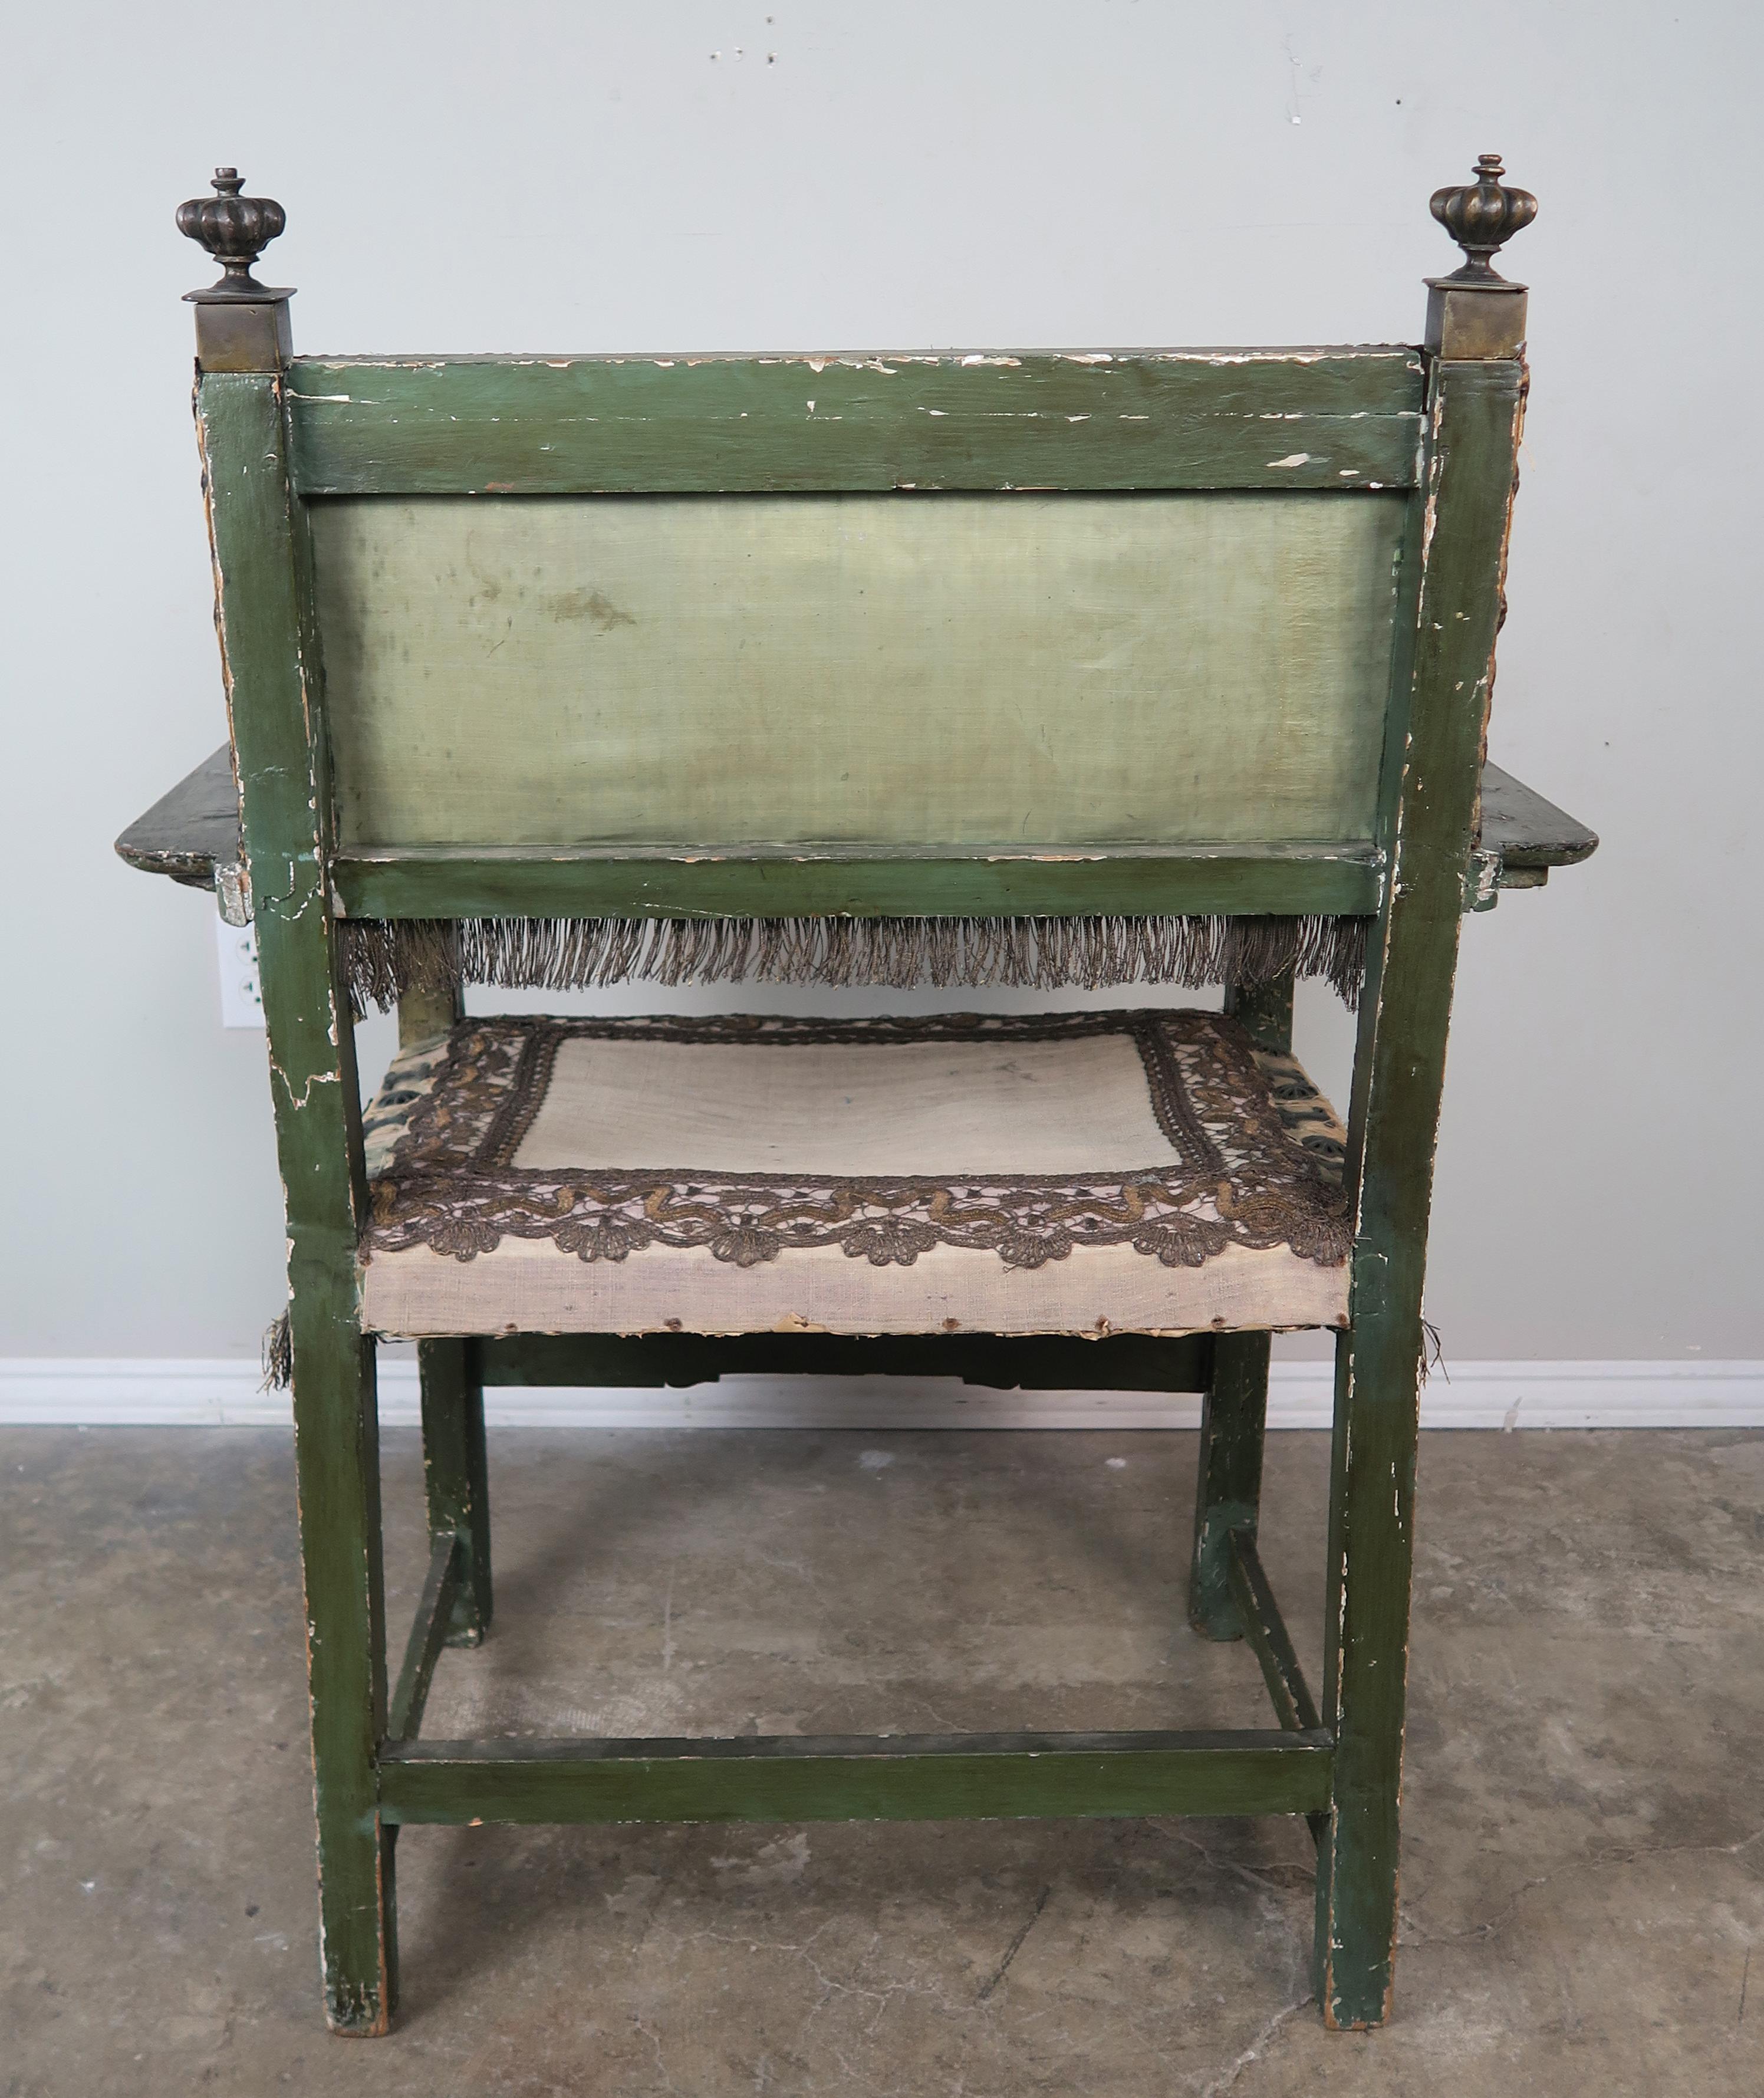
[343,914,1365,1013]
[262,1311,292,1393]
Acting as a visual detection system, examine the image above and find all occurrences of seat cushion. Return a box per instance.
[358,1010,1351,1339]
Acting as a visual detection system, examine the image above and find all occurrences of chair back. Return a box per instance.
[291,351,1424,867]
[182,159,1534,1241]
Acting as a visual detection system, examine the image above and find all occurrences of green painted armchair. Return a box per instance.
[119,156,1595,2034]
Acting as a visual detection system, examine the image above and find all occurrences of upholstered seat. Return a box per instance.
[358,1009,1350,1339]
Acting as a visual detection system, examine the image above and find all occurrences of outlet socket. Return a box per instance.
[215,917,265,1030]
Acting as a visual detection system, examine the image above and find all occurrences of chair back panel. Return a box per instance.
[311,489,1407,850]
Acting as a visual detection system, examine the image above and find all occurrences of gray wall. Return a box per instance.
[4,3,1758,1360]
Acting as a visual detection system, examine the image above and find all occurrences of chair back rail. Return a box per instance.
[262,348,1434,914]
[285,348,1426,495]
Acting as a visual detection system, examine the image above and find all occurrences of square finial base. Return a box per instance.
[1424,278,1528,361]
[185,290,295,373]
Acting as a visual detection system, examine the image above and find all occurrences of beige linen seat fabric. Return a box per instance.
[357,1010,1351,1339]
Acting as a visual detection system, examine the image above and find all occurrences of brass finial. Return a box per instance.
[176,166,288,298]
[1429,154,1537,283]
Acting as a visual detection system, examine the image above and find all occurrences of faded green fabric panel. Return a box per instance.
[312,492,1405,850]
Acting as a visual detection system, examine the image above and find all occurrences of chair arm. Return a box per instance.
[112,748,1598,912]
[114,745,239,892]
[1476,761,1598,894]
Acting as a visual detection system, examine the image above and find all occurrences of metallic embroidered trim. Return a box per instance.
[364,1012,1351,1275]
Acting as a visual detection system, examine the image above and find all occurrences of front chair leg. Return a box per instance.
[419,1337,492,1645]
[289,1310,397,2033]
[1188,1331,1271,1640]
[1313,1314,1423,2029]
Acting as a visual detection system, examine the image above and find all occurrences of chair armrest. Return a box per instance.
[115,745,239,892]
[110,747,1599,908]
[1477,761,1599,892]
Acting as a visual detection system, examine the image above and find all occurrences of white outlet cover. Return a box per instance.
[215,917,265,1030]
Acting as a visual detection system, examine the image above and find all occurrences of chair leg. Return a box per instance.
[1312,1314,1423,2030]
[1188,1331,1271,1640]
[419,1337,492,1645]
[288,1308,397,2034]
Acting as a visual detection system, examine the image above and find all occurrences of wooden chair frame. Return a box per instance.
[120,160,1595,2034]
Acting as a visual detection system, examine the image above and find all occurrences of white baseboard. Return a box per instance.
[0,1357,1759,1429]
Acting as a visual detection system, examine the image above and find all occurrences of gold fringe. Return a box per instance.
[344,914,1365,1015]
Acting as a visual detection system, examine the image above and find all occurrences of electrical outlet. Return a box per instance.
[216,916,265,1029]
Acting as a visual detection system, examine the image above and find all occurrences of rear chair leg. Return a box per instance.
[419,1338,492,1645]
[289,1311,397,2033]
[1189,1331,1271,1640]
[1312,1314,1423,2029]
[1191,969,1294,1640]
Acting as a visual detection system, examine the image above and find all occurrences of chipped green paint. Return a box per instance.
[287,347,1427,496]
[378,1729,1336,1826]
[417,1339,492,1646]
[1314,349,1528,2031]
[333,846,1382,924]
[196,369,394,2035]
[1189,1333,1273,1642]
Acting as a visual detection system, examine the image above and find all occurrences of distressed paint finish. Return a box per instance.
[1479,760,1599,884]
[1187,969,1292,1642]
[287,348,1427,495]
[386,1533,461,1742]
[1223,965,1296,1055]
[1313,350,1528,2030]
[395,965,460,1054]
[332,844,1381,923]
[378,1729,1334,1826]
[111,744,238,889]
[399,971,495,1649]
[131,155,1567,2035]
[195,370,394,2035]
[417,1339,492,1646]
[1189,1331,1273,1641]
[114,746,1594,898]
[1227,1533,1323,1737]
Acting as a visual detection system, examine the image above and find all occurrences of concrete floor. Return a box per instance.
[4,1423,1762,2096]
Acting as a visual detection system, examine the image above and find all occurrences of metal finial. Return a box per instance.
[176,166,287,297]
[1429,153,1537,282]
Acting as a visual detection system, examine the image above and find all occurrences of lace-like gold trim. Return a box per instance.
[364,1012,1351,1275]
